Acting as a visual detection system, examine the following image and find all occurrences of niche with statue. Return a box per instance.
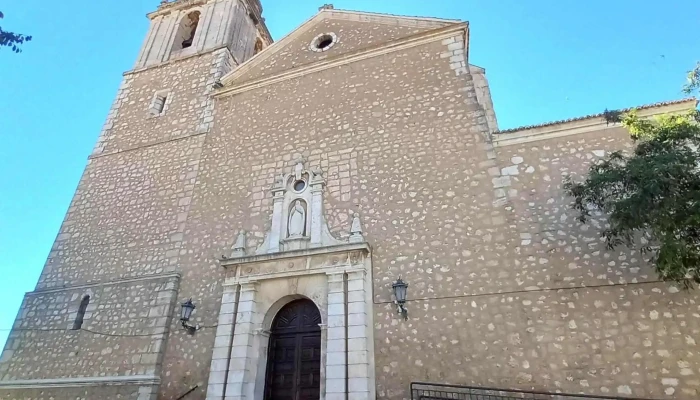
[228,160,364,258]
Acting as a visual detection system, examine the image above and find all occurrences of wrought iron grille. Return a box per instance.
[411,382,655,400]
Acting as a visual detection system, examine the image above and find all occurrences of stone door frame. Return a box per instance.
[205,243,375,400]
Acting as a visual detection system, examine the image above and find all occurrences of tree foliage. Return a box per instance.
[565,107,700,288]
[0,11,32,53]
[684,62,700,95]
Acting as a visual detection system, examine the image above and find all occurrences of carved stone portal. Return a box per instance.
[252,160,346,254]
[210,160,375,400]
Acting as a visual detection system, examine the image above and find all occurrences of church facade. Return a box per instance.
[1,1,699,399]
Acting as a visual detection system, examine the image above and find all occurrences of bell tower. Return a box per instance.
[134,0,271,69]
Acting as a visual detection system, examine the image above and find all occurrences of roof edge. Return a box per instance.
[215,22,468,97]
[493,98,698,147]
[325,8,462,25]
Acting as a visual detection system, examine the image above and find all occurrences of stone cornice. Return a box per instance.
[148,0,208,19]
[214,23,467,98]
[493,100,697,148]
[30,273,181,296]
[220,242,370,268]
[0,374,159,389]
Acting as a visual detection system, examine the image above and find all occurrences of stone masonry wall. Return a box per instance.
[0,384,157,400]
[0,275,178,382]
[198,27,697,400]
[37,50,234,290]
[151,26,501,398]
[93,49,233,156]
[374,124,700,399]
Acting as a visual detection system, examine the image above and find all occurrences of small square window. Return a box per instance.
[150,90,170,116]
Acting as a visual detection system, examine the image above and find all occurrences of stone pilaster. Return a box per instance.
[346,270,371,399]
[225,282,259,400]
[205,285,240,400]
[310,183,324,247]
[325,272,347,400]
[269,190,284,253]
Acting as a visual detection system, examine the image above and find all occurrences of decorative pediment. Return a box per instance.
[225,160,365,260]
[216,8,464,89]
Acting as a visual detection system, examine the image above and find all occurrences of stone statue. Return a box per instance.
[231,230,247,258]
[288,200,306,237]
[349,213,364,243]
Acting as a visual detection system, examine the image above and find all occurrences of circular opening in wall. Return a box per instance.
[310,33,337,52]
[316,35,334,50]
[294,180,307,192]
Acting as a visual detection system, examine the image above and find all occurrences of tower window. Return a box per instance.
[150,90,170,116]
[249,11,259,26]
[254,38,263,55]
[72,295,90,330]
[172,11,201,54]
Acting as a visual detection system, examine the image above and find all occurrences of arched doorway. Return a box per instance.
[264,299,322,400]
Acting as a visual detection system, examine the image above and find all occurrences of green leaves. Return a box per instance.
[683,62,700,95]
[565,110,700,288]
[0,10,32,53]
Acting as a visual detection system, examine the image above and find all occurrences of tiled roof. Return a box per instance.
[495,98,698,134]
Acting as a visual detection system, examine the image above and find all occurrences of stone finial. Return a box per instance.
[294,161,304,180]
[231,231,247,258]
[319,4,334,11]
[349,213,364,243]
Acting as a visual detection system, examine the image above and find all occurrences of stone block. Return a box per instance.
[347,279,365,291]
[327,326,346,340]
[348,392,372,400]
[206,383,225,398]
[328,292,345,304]
[327,314,345,328]
[328,303,345,316]
[347,312,367,326]
[218,311,235,325]
[501,165,519,176]
[347,302,365,314]
[348,350,369,364]
[326,351,347,366]
[349,377,371,392]
[447,42,464,51]
[492,176,512,188]
[326,364,346,379]
[211,345,230,360]
[326,378,346,393]
[327,338,346,352]
[348,364,370,378]
[229,345,251,359]
[347,325,367,339]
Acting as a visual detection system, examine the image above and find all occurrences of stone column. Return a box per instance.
[346,270,371,399]
[269,190,285,253]
[206,285,240,400]
[318,323,328,400]
[325,272,346,400]
[251,329,271,400]
[310,181,324,246]
[225,282,259,400]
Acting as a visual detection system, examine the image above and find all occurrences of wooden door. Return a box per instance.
[264,299,322,400]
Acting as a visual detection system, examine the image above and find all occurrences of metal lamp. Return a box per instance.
[180,299,200,334]
[392,277,408,320]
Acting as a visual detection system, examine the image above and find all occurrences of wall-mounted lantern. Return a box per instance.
[392,277,408,320]
[180,299,200,334]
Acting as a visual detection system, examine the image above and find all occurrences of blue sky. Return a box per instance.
[0,0,698,349]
